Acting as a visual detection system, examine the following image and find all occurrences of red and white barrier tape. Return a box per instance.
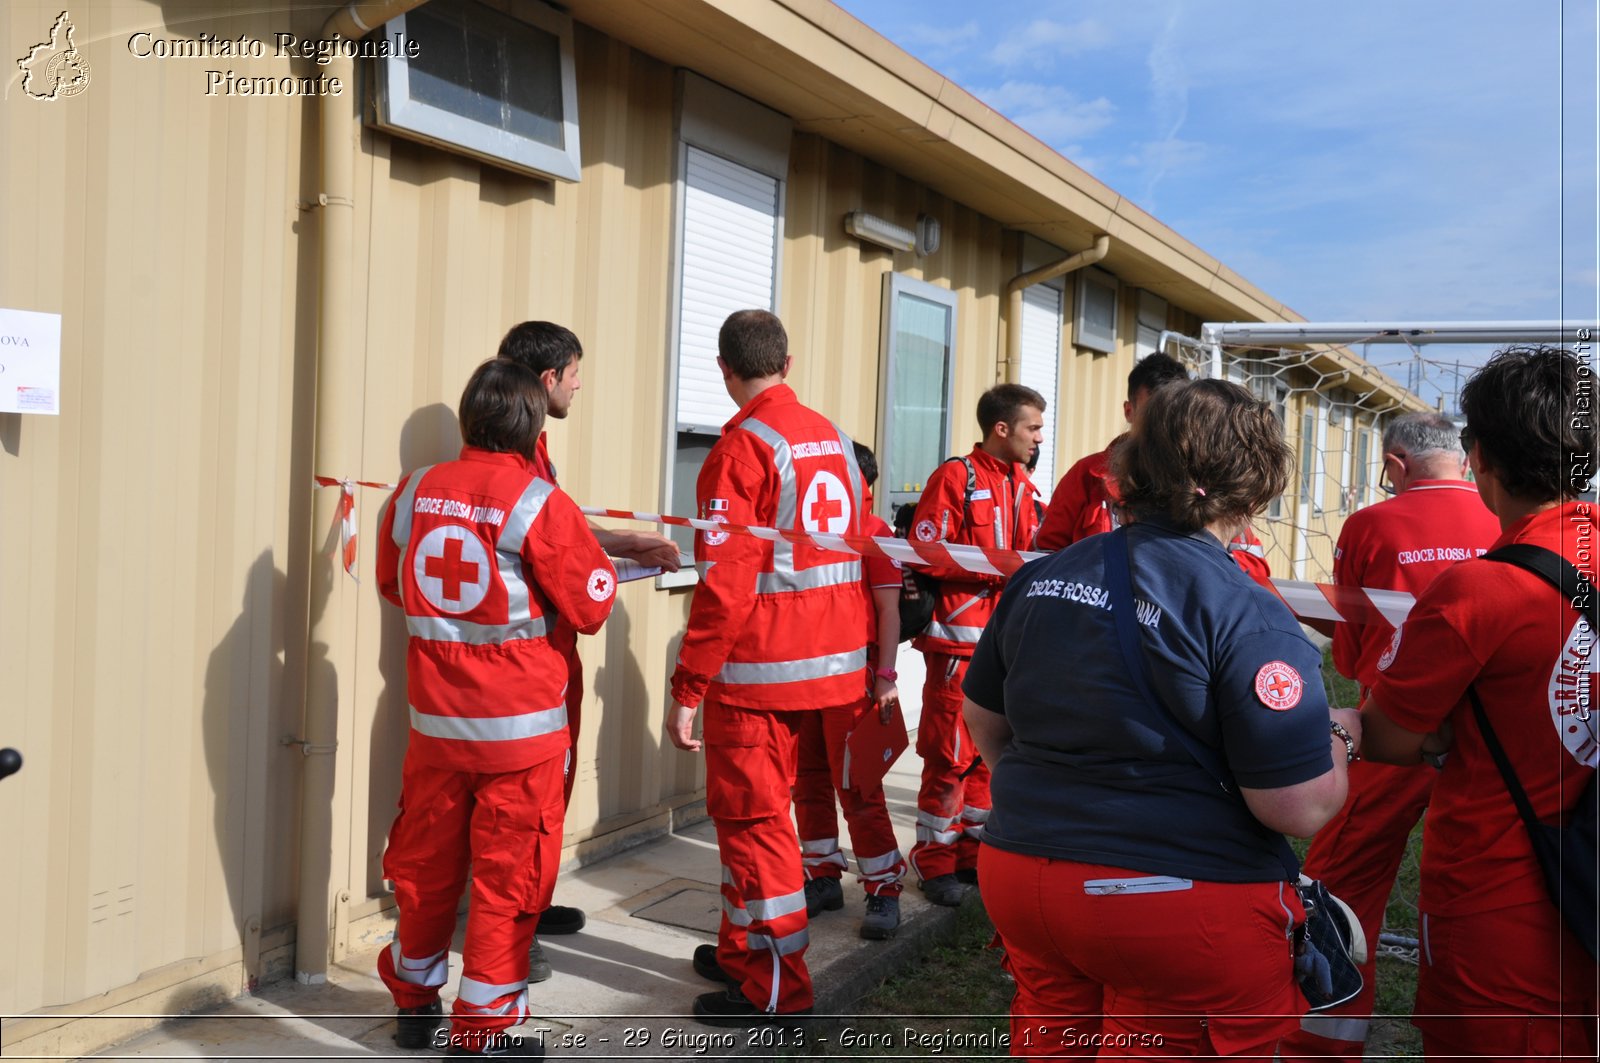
[313,476,396,581]
[309,478,1415,626]
[579,504,1416,628]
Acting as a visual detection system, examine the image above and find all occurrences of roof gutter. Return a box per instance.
[298,0,428,985]
[1000,235,1110,382]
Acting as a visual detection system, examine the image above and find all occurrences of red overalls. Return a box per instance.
[374,448,615,1043]
[670,384,869,1014]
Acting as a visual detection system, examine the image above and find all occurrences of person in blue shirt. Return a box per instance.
[963,378,1361,1058]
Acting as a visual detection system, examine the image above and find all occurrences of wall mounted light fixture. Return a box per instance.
[844,211,915,252]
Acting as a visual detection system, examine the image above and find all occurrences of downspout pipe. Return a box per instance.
[1000,234,1110,382]
[298,0,427,984]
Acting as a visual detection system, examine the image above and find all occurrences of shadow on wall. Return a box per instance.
[590,597,649,827]
[368,403,462,898]
[202,550,298,987]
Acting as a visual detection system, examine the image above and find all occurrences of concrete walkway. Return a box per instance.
[75,749,973,1061]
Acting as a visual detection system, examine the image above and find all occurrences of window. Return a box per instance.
[371,0,581,182]
[1017,283,1062,498]
[1073,267,1118,354]
[659,75,791,584]
[1134,290,1168,359]
[879,275,958,520]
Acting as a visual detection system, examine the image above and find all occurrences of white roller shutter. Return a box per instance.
[1018,283,1062,499]
[675,146,779,432]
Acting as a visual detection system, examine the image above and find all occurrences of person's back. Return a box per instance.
[964,379,1353,1059]
[1360,346,1598,1062]
[980,521,1327,881]
[667,309,868,1027]
[1284,412,1500,1063]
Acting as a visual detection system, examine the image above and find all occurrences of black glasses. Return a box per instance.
[1459,425,1475,452]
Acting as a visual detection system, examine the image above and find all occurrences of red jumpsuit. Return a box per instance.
[1282,479,1498,1062]
[1036,438,1274,585]
[670,384,869,1014]
[374,448,615,1043]
[792,505,907,897]
[907,446,1040,882]
[1368,503,1597,1063]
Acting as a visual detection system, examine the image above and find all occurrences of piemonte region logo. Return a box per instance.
[17,11,92,101]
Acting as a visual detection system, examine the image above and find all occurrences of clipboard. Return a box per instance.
[842,703,909,790]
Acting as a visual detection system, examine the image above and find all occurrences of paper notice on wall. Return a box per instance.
[0,308,62,415]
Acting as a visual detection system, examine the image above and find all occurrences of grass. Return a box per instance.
[1320,643,1425,1060]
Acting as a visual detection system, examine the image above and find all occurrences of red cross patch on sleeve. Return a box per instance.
[1254,660,1304,711]
[587,568,615,602]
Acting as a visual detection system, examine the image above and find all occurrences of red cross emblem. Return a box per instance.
[587,567,615,602]
[413,526,491,613]
[801,471,851,534]
[425,537,480,602]
[1254,661,1304,711]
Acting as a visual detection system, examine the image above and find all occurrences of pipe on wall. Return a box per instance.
[298,0,428,984]
[999,234,1111,383]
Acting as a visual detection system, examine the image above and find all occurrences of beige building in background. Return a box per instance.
[0,0,1423,1055]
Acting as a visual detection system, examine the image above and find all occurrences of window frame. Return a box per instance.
[370,0,582,182]
[1073,266,1119,354]
[878,273,960,522]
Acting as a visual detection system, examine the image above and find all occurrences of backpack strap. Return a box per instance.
[1469,542,1595,856]
[1482,543,1598,627]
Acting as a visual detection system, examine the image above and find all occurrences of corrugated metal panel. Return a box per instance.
[1018,284,1062,498]
[675,146,779,432]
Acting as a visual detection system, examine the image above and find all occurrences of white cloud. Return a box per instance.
[969,81,1118,145]
[988,18,1112,69]
[896,20,981,52]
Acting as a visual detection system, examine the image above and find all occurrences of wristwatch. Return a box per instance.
[1330,720,1358,763]
[874,667,898,682]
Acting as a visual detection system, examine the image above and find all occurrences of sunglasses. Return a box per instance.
[1459,425,1475,452]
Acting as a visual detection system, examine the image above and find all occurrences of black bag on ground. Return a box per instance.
[1469,543,1599,962]
[891,457,976,643]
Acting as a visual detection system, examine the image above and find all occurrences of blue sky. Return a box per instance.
[836,1,1598,390]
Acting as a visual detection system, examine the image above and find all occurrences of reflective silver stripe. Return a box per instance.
[723,896,752,926]
[925,621,984,644]
[457,975,528,1007]
[739,417,796,574]
[389,942,448,987]
[389,466,433,548]
[748,927,810,956]
[1298,1014,1370,1042]
[406,614,549,644]
[800,838,840,856]
[409,703,567,743]
[1083,875,1193,895]
[915,809,961,845]
[744,888,806,922]
[1421,913,1432,966]
[961,806,990,824]
[1277,881,1296,940]
[457,987,528,1018]
[496,477,556,634]
[756,560,861,593]
[856,849,904,875]
[944,590,990,622]
[838,425,864,531]
[716,647,867,685]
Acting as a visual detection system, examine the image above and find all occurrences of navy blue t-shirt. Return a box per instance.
[963,520,1332,882]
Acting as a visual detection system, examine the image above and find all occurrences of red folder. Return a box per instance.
[842,704,909,791]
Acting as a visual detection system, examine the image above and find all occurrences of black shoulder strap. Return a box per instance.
[1470,542,1595,835]
[941,455,978,515]
[1483,543,1598,627]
